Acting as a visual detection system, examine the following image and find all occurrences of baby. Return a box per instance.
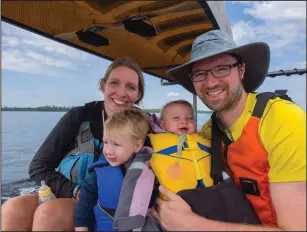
[149,100,213,196]
[114,100,213,231]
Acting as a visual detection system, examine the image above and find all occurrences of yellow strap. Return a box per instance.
[176,134,203,180]
[193,158,202,180]
[176,133,187,164]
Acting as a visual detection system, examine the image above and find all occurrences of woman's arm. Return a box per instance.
[75,172,98,230]
[29,106,86,198]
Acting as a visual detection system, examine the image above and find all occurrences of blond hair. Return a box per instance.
[104,109,150,142]
[160,100,194,120]
[99,57,145,105]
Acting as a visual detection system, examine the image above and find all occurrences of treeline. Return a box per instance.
[143,109,161,113]
[1,106,73,112]
[2,106,212,114]
[143,109,212,114]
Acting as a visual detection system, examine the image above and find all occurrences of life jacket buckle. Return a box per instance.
[239,177,260,196]
[212,175,223,185]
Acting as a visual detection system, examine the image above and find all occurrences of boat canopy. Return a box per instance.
[1,0,232,83]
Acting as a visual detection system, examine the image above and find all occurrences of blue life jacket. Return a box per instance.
[89,156,124,232]
[57,121,104,186]
[57,101,148,187]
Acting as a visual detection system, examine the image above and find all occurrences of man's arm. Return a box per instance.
[152,184,306,231]
[190,181,306,231]
[271,181,306,230]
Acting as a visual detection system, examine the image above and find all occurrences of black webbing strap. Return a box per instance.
[210,114,236,185]
[93,139,103,162]
[252,91,292,118]
[86,101,107,162]
[220,132,232,168]
[210,113,225,185]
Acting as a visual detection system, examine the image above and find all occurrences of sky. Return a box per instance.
[1,1,306,110]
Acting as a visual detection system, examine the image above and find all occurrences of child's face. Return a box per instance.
[160,104,196,135]
[103,130,143,166]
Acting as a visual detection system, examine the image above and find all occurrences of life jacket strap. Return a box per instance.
[210,113,225,185]
[252,90,292,118]
[93,138,103,162]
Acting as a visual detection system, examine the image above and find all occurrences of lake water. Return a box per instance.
[1,111,211,201]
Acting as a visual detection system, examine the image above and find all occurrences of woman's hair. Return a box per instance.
[160,100,194,120]
[99,57,145,105]
[104,109,150,142]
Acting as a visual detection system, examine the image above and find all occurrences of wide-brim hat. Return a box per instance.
[167,30,270,94]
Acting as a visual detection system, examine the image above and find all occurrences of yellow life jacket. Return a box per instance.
[149,132,213,194]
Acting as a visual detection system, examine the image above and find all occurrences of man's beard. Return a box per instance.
[200,83,243,113]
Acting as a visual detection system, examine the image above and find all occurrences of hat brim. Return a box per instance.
[167,42,270,94]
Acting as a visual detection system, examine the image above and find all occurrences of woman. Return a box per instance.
[1,57,146,231]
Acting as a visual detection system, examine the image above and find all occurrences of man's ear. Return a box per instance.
[239,63,246,81]
[134,139,144,153]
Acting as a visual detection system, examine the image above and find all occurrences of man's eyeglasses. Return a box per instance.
[190,62,240,82]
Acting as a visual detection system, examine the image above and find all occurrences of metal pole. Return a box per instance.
[160,68,307,86]
[193,94,197,126]
[267,68,306,77]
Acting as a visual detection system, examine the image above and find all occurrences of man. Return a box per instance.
[151,30,306,231]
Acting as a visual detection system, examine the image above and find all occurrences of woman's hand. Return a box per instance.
[151,185,196,231]
[76,188,81,200]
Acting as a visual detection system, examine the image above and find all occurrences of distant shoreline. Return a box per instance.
[2,106,72,112]
[1,107,212,114]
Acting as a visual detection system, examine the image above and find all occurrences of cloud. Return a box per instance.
[1,22,89,75]
[2,49,60,76]
[269,59,306,72]
[2,36,20,47]
[24,50,77,70]
[243,1,306,21]
[2,22,87,59]
[167,92,180,97]
[21,38,88,59]
[232,1,306,59]
[2,49,77,78]
[231,1,251,5]
[296,61,306,69]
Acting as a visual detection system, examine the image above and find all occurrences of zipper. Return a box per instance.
[97,200,114,219]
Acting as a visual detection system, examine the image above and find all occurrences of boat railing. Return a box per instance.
[159,68,307,86]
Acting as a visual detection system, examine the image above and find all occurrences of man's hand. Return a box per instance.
[151,182,306,231]
[151,185,196,231]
